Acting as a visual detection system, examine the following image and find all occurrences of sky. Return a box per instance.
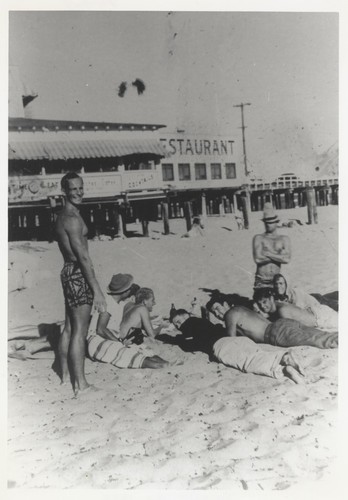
[8,9,339,177]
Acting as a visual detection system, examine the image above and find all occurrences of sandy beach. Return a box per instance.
[7,205,339,490]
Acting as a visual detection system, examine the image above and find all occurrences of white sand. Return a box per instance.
[7,206,339,490]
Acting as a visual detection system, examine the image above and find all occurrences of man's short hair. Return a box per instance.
[61,172,82,192]
[253,287,274,301]
[206,294,225,311]
[169,308,189,323]
[135,287,154,304]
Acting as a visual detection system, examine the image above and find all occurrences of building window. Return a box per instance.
[211,163,222,179]
[195,163,207,180]
[225,163,236,179]
[162,163,174,181]
[179,163,191,181]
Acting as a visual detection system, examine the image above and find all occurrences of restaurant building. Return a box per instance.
[8,117,169,240]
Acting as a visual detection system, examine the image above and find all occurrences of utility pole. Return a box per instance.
[234,102,251,177]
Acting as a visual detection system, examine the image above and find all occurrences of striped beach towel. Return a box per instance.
[87,334,147,369]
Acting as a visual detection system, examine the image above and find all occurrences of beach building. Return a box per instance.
[158,132,244,218]
[8,65,338,241]
[8,117,170,241]
[8,119,339,241]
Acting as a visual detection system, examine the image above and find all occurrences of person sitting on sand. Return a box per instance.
[181,216,205,238]
[206,293,338,349]
[272,274,338,329]
[87,279,169,369]
[169,308,306,383]
[252,203,291,289]
[119,287,164,340]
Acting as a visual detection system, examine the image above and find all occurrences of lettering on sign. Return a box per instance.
[124,172,157,190]
[160,137,234,156]
[8,174,123,202]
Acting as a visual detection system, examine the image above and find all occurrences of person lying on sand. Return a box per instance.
[169,308,305,383]
[254,286,338,332]
[206,292,338,349]
[272,274,338,329]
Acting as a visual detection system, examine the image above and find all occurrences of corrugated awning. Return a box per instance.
[9,138,169,160]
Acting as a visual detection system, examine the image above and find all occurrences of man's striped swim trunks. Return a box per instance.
[60,262,93,309]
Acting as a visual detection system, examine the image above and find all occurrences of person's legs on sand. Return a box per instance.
[58,307,72,384]
[281,350,306,383]
[70,303,92,393]
[281,351,305,375]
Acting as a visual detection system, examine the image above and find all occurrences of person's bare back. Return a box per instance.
[225,306,270,343]
[276,301,317,327]
[55,208,88,262]
[119,288,159,340]
[119,303,145,338]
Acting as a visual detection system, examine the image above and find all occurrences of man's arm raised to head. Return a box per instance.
[252,235,271,264]
[65,215,106,311]
[224,308,239,337]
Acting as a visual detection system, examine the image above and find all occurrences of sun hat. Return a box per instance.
[262,202,279,223]
[107,273,133,294]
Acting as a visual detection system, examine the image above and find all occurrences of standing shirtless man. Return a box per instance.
[55,172,106,395]
[252,203,291,289]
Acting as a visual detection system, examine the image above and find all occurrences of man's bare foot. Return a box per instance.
[281,351,305,376]
[283,365,305,384]
[142,355,169,369]
[8,349,30,360]
[73,384,99,397]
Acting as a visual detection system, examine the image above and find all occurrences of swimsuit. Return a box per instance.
[60,262,93,309]
[264,318,338,349]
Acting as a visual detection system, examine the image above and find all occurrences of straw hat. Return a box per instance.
[107,273,133,294]
[262,202,279,223]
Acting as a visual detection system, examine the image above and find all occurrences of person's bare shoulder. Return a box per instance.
[225,306,242,320]
[59,210,83,232]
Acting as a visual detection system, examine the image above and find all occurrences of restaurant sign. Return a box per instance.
[160,137,234,156]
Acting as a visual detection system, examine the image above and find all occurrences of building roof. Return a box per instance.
[9,137,169,161]
[9,117,166,132]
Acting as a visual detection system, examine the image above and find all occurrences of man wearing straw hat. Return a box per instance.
[252,202,291,289]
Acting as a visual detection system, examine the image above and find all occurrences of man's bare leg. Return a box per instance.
[70,304,92,394]
[281,351,306,384]
[10,336,51,355]
[8,324,40,341]
[58,307,72,384]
